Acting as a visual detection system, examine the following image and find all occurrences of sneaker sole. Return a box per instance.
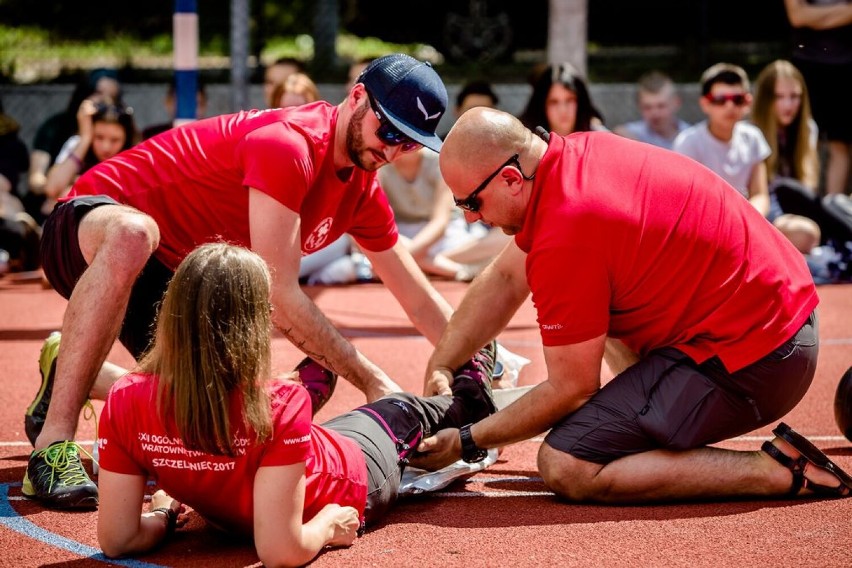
[25,332,61,418]
[21,471,99,509]
[24,332,61,446]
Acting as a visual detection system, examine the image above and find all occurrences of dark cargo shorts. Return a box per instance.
[41,195,173,359]
[544,311,819,464]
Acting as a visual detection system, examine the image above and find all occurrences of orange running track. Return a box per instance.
[1,276,850,567]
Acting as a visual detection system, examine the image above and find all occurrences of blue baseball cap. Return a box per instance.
[358,54,448,152]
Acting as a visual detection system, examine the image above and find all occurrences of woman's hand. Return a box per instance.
[320,504,360,547]
[76,97,99,143]
[150,489,188,530]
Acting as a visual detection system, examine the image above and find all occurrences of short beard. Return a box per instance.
[346,103,370,170]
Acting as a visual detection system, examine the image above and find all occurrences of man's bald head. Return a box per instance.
[440,108,531,191]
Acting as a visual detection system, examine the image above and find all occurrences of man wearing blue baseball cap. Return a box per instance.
[25,53,500,509]
[356,53,447,152]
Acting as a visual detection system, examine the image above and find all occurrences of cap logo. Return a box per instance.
[417,97,442,121]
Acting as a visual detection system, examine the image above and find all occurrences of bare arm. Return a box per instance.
[28,149,51,195]
[747,161,770,218]
[784,0,852,29]
[414,334,606,470]
[423,240,530,395]
[363,238,454,346]
[254,463,360,568]
[407,179,455,256]
[249,188,401,401]
[97,470,177,557]
[45,98,97,199]
[44,140,87,199]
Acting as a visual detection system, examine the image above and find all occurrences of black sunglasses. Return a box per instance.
[454,154,535,213]
[704,93,747,107]
[366,92,421,152]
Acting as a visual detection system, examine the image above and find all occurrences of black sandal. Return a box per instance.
[761,422,852,497]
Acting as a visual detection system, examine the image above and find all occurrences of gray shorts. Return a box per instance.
[544,311,819,464]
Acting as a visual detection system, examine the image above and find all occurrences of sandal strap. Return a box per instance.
[761,441,806,496]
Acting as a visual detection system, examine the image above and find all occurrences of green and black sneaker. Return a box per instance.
[22,440,99,509]
[24,332,61,447]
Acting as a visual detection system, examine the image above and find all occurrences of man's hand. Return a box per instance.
[423,367,453,397]
[364,376,403,403]
[410,428,462,470]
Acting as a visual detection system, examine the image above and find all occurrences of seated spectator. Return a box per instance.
[0,96,30,207]
[28,69,123,224]
[456,79,499,117]
[752,58,852,281]
[44,98,138,205]
[752,60,823,249]
[519,61,606,136]
[379,147,492,281]
[263,57,305,108]
[439,79,500,140]
[345,57,376,94]
[142,77,208,140]
[271,72,321,108]
[673,62,771,217]
[441,79,512,274]
[613,70,691,149]
[95,242,498,564]
[0,97,39,273]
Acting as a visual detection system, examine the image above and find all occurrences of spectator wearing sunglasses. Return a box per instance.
[23,54,492,510]
[673,62,771,217]
[413,107,849,504]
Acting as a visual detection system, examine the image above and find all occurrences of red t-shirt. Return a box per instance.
[514,132,818,372]
[97,374,368,535]
[67,102,398,269]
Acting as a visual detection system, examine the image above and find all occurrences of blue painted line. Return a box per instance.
[0,484,166,567]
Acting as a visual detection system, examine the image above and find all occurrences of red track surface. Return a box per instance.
[1,277,850,567]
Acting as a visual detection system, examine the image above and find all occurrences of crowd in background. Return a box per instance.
[2,3,850,284]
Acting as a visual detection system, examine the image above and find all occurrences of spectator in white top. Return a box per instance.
[673,62,771,217]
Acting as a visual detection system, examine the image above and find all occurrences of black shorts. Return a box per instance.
[41,195,173,359]
[544,311,819,464]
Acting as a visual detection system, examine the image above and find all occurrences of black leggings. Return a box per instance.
[321,363,493,527]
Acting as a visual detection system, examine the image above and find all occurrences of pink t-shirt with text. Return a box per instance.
[98,374,368,535]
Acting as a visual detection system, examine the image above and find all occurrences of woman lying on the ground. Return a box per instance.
[96,242,498,567]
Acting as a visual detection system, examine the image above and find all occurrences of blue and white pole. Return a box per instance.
[173,0,198,126]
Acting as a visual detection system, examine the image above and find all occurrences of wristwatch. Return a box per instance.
[459,423,488,463]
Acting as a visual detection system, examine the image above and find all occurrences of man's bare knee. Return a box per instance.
[79,206,160,273]
[538,443,606,501]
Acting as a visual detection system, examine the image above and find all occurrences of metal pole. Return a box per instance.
[173,0,198,125]
[230,0,250,111]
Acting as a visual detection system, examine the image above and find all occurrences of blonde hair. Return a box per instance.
[138,243,273,456]
[752,60,819,190]
[272,72,321,108]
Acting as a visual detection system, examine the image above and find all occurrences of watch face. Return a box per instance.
[466,448,488,463]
